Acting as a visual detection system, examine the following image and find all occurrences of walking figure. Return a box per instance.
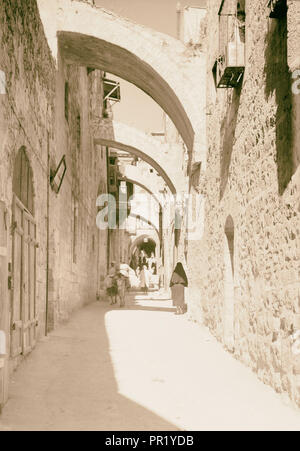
[140,264,150,294]
[115,263,130,307]
[115,274,127,307]
[170,262,188,315]
[105,262,118,304]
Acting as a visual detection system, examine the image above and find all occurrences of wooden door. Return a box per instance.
[22,209,37,355]
[0,200,9,409]
[11,196,38,358]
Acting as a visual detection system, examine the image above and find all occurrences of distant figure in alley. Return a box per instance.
[140,264,150,294]
[105,262,118,305]
[170,263,188,315]
[115,263,131,308]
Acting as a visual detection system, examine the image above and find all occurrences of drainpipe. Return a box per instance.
[45,132,50,336]
[106,146,110,271]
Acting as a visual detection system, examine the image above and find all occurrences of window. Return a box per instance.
[87,67,95,75]
[212,60,218,87]
[13,147,34,214]
[103,78,121,103]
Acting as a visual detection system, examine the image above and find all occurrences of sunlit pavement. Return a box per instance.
[1,292,300,431]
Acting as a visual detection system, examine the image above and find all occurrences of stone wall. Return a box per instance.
[49,52,107,327]
[0,0,108,376]
[189,0,300,406]
[0,0,56,361]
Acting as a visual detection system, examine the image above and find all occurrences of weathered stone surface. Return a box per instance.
[0,0,107,374]
[188,0,300,407]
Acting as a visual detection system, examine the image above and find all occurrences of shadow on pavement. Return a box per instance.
[107,291,176,313]
[0,302,178,431]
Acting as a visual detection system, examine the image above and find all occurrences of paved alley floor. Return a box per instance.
[1,292,300,431]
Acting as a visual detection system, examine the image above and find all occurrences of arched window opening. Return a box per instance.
[13,147,34,215]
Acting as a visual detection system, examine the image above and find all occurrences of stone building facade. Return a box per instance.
[188,0,300,406]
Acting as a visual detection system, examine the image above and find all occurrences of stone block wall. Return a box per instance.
[50,52,107,327]
[0,0,56,351]
[0,0,108,371]
[189,0,300,406]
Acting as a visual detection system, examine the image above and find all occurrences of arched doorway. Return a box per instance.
[223,215,235,351]
[130,234,159,270]
[11,147,38,359]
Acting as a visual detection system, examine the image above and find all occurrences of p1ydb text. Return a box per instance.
[104,434,195,449]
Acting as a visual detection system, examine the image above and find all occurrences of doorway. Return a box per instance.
[10,148,38,358]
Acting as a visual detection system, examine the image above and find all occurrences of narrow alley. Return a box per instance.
[0,0,299,432]
[1,293,300,432]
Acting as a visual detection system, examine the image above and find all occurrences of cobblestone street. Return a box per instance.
[1,293,300,431]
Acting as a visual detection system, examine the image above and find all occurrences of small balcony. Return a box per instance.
[216,1,245,89]
[216,42,245,88]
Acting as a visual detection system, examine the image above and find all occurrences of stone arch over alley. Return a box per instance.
[94,121,186,194]
[37,0,207,162]
[118,164,167,204]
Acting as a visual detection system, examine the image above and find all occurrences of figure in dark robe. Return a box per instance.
[170,262,188,315]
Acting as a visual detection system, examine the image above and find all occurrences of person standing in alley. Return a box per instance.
[105,261,117,305]
[170,262,188,315]
[115,271,127,308]
[140,264,150,294]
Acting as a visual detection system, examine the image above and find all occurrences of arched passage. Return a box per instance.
[120,177,163,210]
[223,215,235,351]
[37,0,206,159]
[130,233,160,266]
[94,121,186,194]
[129,214,159,238]
[118,164,167,206]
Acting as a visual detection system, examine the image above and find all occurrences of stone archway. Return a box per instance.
[37,0,207,161]
[130,232,160,262]
[223,215,235,351]
[118,164,167,205]
[94,121,186,194]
